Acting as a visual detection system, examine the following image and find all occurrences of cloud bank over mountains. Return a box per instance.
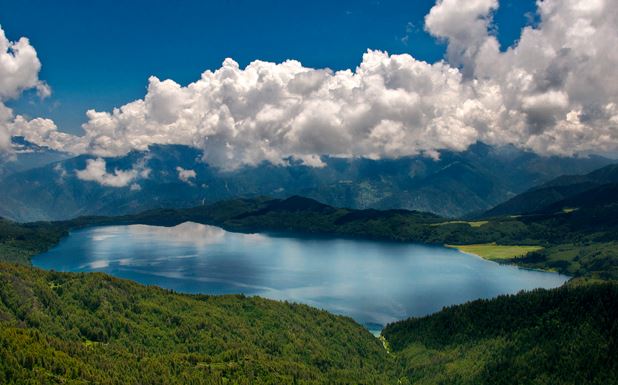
[4,0,618,171]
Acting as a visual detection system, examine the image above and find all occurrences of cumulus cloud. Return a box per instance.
[13,0,618,167]
[37,53,483,168]
[425,0,499,76]
[0,25,51,153]
[176,166,196,184]
[0,27,49,100]
[75,158,150,187]
[425,0,618,155]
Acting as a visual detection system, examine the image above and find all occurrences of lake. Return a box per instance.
[33,222,569,332]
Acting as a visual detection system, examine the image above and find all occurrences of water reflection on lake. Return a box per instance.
[33,222,569,331]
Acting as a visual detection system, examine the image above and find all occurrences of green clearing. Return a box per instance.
[431,220,489,228]
[446,243,544,260]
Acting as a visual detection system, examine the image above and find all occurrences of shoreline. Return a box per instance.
[445,244,564,276]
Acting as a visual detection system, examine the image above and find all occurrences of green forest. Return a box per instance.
[0,263,393,384]
[383,283,618,385]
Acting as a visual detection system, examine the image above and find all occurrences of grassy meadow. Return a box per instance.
[447,243,544,260]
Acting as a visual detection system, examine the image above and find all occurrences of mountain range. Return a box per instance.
[0,139,613,222]
[484,164,618,217]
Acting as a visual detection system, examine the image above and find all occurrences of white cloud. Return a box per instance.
[176,166,196,184]
[426,0,618,156]
[0,104,10,151]
[0,25,51,153]
[53,163,67,179]
[76,158,150,188]
[41,52,482,168]
[425,0,499,76]
[9,115,79,150]
[0,27,49,100]
[11,0,618,166]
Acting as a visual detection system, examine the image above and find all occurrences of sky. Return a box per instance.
[1,0,617,171]
[1,0,536,134]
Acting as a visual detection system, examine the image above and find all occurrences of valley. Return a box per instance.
[0,193,615,383]
[2,1,618,382]
[0,150,617,384]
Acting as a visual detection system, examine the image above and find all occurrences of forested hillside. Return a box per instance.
[1,261,616,384]
[0,263,393,384]
[383,283,618,385]
[0,218,67,264]
[484,164,618,217]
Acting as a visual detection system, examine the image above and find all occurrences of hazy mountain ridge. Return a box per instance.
[484,164,618,217]
[0,141,613,222]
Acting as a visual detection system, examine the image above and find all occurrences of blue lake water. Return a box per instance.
[33,222,569,331]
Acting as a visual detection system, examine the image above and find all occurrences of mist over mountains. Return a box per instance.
[0,139,611,222]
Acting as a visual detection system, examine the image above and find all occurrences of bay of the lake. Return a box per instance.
[33,222,569,332]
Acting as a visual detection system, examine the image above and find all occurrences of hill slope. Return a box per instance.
[0,263,393,384]
[383,283,618,385]
[484,163,618,217]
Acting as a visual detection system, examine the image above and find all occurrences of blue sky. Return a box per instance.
[1,0,536,135]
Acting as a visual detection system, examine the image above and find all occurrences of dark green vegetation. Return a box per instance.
[484,163,618,217]
[382,283,618,385]
[0,142,612,221]
[0,218,66,265]
[0,256,616,384]
[0,263,393,384]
